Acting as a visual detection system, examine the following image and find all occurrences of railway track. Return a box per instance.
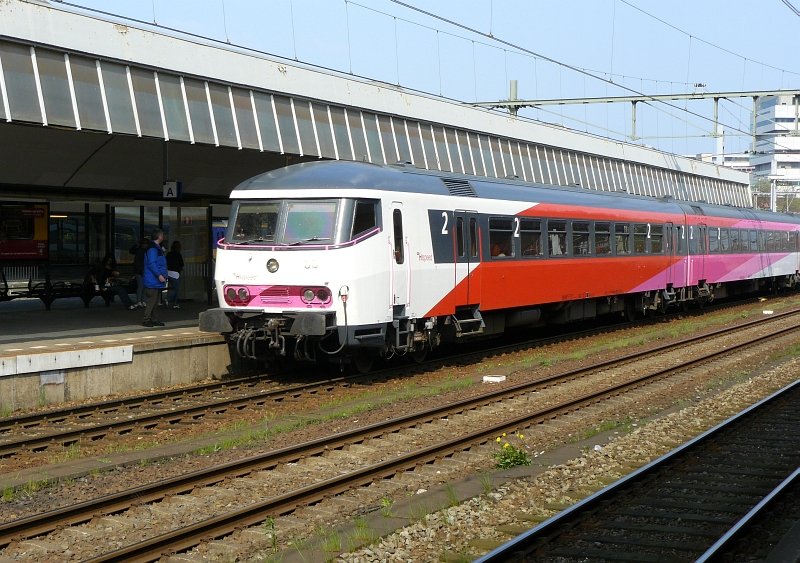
[0,303,793,463]
[476,380,800,562]
[1,308,797,561]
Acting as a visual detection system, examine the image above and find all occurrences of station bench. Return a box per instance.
[1,264,135,310]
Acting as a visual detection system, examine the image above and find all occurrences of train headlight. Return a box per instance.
[302,288,315,303]
[266,258,279,273]
[237,287,249,301]
[316,287,330,302]
[226,287,236,302]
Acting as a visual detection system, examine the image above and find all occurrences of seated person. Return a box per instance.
[87,254,135,309]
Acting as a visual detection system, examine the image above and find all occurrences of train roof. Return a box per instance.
[232,161,800,224]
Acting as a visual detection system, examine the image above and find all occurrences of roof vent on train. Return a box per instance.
[442,178,477,197]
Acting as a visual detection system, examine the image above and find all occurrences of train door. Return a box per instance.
[664,222,675,288]
[690,223,707,284]
[391,203,410,311]
[454,210,481,305]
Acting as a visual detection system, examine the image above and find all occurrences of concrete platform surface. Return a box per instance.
[0,296,215,350]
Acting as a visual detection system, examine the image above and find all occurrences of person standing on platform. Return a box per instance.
[166,240,184,308]
[142,228,168,327]
[130,237,148,308]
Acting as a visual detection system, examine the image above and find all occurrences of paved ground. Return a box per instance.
[0,295,215,347]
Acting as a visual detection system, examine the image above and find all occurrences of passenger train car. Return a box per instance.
[199,160,800,371]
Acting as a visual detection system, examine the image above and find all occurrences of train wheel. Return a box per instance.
[411,347,428,364]
[351,350,376,374]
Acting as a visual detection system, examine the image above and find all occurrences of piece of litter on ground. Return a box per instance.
[483,375,506,383]
[763,310,774,315]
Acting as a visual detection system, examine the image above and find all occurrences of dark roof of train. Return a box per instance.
[233,161,800,223]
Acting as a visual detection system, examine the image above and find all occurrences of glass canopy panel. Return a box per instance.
[407,120,425,168]
[293,99,318,156]
[479,135,496,177]
[444,127,462,173]
[69,55,106,131]
[36,49,74,128]
[488,137,505,177]
[346,109,368,162]
[377,115,397,163]
[311,103,335,159]
[362,112,382,164]
[99,61,137,135]
[272,94,300,155]
[500,139,515,178]
[468,132,484,177]
[252,91,280,153]
[157,72,190,142]
[182,78,214,145]
[456,129,473,175]
[432,126,451,172]
[208,83,237,147]
[520,144,534,182]
[0,41,42,123]
[394,118,412,164]
[419,124,436,170]
[231,87,259,149]
[329,106,352,160]
[129,67,164,138]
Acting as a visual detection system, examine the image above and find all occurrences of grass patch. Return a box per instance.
[577,417,635,441]
[445,483,459,507]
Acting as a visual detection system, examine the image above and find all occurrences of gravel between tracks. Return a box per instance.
[336,362,799,562]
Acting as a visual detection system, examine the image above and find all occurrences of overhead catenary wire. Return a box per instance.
[388,0,800,153]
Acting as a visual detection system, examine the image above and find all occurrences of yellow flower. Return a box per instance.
[503,442,510,448]
[502,433,506,438]
[517,434,524,439]
[496,437,501,443]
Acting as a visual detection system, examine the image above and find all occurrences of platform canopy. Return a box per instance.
[0,0,751,206]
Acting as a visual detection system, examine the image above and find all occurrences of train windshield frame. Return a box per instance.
[227,198,380,246]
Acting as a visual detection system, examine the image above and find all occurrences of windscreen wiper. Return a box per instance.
[287,236,321,246]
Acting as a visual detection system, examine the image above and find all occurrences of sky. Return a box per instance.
[56,0,800,157]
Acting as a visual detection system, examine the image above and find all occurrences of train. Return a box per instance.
[199,160,800,372]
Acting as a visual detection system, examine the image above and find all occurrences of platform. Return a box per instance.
[0,297,232,412]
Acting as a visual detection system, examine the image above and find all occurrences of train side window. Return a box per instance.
[547,220,567,257]
[650,224,664,254]
[469,217,478,258]
[595,222,611,255]
[351,199,378,239]
[688,226,698,255]
[766,231,776,252]
[615,223,631,255]
[708,227,720,253]
[456,216,465,258]
[393,209,404,264]
[572,221,590,255]
[749,230,758,253]
[489,217,513,258]
[729,229,740,253]
[520,219,542,257]
[676,225,686,255]
[633,224,647,254]
[720,228,730,252]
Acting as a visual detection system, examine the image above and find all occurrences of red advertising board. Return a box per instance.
[0,202,49,260]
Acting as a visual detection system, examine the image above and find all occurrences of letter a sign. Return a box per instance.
[163,181,182,199]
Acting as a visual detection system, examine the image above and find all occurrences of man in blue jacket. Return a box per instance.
[142,228,168,327]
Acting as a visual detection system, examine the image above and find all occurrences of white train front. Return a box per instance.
[200,160,800,371]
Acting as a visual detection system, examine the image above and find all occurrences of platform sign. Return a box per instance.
[0,202,48,260]
[212,219,227,260]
